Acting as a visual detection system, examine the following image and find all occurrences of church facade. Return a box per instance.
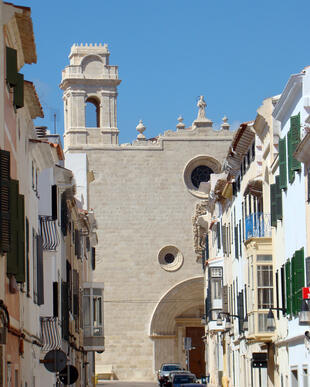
[60,43,233,381]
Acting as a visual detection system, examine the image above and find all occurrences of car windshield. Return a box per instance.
[173,375,195,383]
[163,365,182,371]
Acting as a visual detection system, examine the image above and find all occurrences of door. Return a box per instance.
[186,327,206,378]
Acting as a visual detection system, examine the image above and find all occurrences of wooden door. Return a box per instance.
[186,327,205,378]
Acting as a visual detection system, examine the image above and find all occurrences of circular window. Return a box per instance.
[191,165,213,188]
[184,155,221,199]
[158,246,183,272]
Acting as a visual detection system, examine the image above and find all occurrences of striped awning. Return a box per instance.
[40,317,61,351]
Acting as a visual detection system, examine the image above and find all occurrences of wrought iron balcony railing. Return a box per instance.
[39,216,60,251]
[245,213,271,240]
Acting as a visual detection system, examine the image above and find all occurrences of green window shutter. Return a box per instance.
[287,131,295,184]
[15,195,25,283]
[275,176,282,221]
[6,47,18,86]
[0,150,11,253]
[234,225,239,259]
[290,114,301,172]
[285,260,292,315]
[279,138,287,190]
[291,253,297,315]
[270,183,277,227]
[7,180,19,276]
[13,73,24,109]
[294,247,305,314]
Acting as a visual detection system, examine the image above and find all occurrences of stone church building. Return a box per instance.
[60,43,233,381]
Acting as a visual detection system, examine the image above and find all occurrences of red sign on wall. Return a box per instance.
[302,287,310,299]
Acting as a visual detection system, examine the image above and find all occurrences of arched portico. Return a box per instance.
[150,276,205,377]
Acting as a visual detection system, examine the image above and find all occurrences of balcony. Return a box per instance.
[245,213,271,240]
[39,216,60,251]
[246,311,274,343]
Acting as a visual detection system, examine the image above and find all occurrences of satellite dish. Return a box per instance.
[59,365,79,385]
[41,349,67,373]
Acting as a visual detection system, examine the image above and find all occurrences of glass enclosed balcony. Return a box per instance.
[245,213,271,240]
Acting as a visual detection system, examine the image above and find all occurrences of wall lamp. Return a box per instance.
[216,312,246,331]
[266,307,286,332]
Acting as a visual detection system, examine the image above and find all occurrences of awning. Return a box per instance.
[40,317,61,351]
[39,216,60,251]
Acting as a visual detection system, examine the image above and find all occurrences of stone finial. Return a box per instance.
[136,120,146,140]
[221,116,230,130]
[176,115,185,130]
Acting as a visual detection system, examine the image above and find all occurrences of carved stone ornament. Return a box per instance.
[192,200,209,261]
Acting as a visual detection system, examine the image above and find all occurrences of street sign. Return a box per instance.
[41,349,67,373]
[59,365,79,385]
[303,287,310,299]
[251,352,267,368]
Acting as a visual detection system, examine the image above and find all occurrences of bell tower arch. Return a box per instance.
[60,43,121,150]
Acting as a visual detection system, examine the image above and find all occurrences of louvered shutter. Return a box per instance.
[206,282,212,321]
[61,192,68,236]
[290,114,301,172]
[0,150,10,252]
[26,217,30,296]
[285,260,292,315]
[13,73,24,109]
[73,270,79,318]
[66,261,72,312]
[91,247,96,270]
[15,194,25,283]
[234,226,239,259]
[7,180,19,276]
[275,176,282,221]
[222,225,227,255]
[61,282,69,340]
[279,138,287,190]
[222,285,228,313]
[237,291,244,333]
[287,131,295,184]
[6,47,17,86]
[285,261,292,314]
[270,183,277,227]
[53,282,58,318]
[280,265,286,312]
[37,235,44,305]
[294,247,304,314]
[51,185,57,220]
[216,222,221,249]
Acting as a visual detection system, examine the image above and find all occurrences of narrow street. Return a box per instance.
[97,382,158,387]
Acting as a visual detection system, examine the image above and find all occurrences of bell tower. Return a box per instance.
[60,43,121,150]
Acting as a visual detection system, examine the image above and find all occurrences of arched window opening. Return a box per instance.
[85,97,100,128]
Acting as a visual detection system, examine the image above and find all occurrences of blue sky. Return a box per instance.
[20,0,310,144]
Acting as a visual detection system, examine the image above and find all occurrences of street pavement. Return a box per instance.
[97,381,158,387]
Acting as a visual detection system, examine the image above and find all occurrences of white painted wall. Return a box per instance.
[65,152,88,209]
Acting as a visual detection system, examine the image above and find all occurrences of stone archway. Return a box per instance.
[149,276,205,375]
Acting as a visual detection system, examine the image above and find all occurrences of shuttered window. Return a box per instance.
[6,47,18,87]
[61,282,69,340]
[36,235,44,305]
[7,180,19,276]
[0,150,10,253]
[51,185,57,220]
[270,183,277,227]
[275,176,282,221]
[216,222,221,250]
[53,282,58,318]
[205,235,209,262]
[13,73,24,109]
[75,229,81,259]
[285,260,292,315]
[234,226,239,259]
[61,192,68,236]
[280,265,286,315]
[292,247,305,315]
[306,257,310,287]
[222,225,227,255]
[222,285,228,314]
[237,290,244,333]
[26,217,30,297]
[279,137,287,190]
[15,194,25,283]
[287,131,295,184]
[290,114,301,172]
[73,270,79,330]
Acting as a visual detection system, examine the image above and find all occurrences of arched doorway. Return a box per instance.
[149,276,206,378]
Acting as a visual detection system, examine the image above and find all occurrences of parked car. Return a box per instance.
[157,363,184,386]
[166,372,199,387]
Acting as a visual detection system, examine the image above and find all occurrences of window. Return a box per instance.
[210,267,223,301]
[191,165,213,188]
[85,97,100,127]
[303,366,309,387]
[83,285,104,338]
[291,368,298,387]
[257,265,273,309]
